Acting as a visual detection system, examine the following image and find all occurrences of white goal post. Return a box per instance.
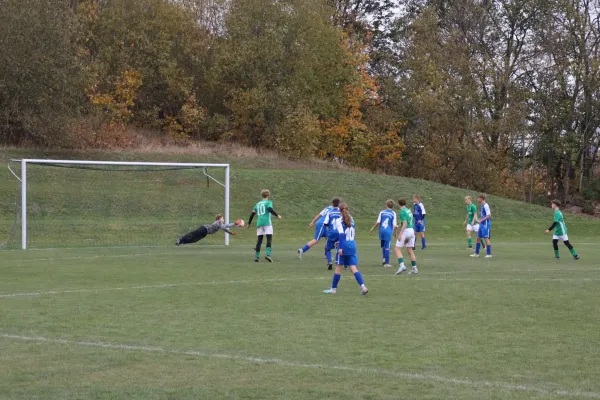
[14,159,230,249]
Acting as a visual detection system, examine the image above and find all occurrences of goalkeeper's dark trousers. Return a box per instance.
[180,226,208,244]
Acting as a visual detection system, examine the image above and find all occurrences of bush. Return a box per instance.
[275,106,321,160]
[583,201,595,215]
[583,179,600,201]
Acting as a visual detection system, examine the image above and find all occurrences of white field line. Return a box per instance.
[0,250,251,266]
[2,242,599,265]
[2,241,599,253]
[2,269,600,298]
[0,244,229,252]
[2,333,599,399]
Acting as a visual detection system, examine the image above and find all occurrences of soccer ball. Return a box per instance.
[236,218,245,227]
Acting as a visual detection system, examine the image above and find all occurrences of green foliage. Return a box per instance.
[275,106,321,159]
[2,0,600,204]
[216,0,350,146]
[80,0,207,128]
[0,0,87,145]
[583,179,600,201]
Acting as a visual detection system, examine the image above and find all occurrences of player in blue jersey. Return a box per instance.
[370,200,397,267]
[322,201,342,270]
[413,194,427,250]
[297,198,340,267]
[323,202,368,295]
[471,193,492,258]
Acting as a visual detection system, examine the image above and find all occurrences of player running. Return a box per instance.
[370,200,397,267]
[323,202,368,295]
[413,195,427,250]
[545,199,579,260]
[297,198,341,264]
[176,214,239,245]
[247,189,282,262]
[322,201,342,270]
[395,198,418,275]
[471,193,492,258]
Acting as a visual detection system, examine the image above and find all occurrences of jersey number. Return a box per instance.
[345,227,355,241]
[258,204,266,215]
[381,219,389,229]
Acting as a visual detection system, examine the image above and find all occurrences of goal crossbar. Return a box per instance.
[12,159,231,249]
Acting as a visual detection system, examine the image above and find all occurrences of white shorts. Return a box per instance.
[467,224,480,232]
[395,228,415,248]
[257,226,273,236]
[553,234,568,241]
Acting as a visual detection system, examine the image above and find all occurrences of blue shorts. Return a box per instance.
[414,221,426,233]
[478,226,490,239]
[325,235,338,251]
[336,253,358,267]
[379,232,392,242]
[313,223,328,241]
[380,239,391,250]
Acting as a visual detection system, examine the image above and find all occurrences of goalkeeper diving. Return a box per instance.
[176,214,243,246]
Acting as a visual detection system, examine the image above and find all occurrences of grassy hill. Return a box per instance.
[1,147,598,249]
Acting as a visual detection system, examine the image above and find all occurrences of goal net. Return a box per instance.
[5,159,230,249]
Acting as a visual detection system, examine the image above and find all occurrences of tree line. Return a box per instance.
[1,0,599,208]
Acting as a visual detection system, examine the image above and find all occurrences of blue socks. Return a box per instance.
[354,271,364,286]
[383,249,390,264]
[302,244,310,253]
[325,249,332,264]
[486,245,491,256]
[421,237,426,248]
[332,273,341,289]
[475,242,481,255]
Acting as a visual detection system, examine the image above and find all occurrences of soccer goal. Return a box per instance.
[8,159,230,249]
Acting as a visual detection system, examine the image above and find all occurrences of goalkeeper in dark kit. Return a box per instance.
[176,214,242,246]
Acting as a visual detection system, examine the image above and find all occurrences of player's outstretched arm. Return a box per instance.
[309,213,321,227]
[247,211,256,227]
[370,222,379,232]
[268,207,282,219]
[545,221,558,234]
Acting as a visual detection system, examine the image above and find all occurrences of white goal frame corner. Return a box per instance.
[11,159,231,249]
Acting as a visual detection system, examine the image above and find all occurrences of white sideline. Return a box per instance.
[1,249,250,266]
[2,269,600,298]
[2,241,598,252]
[2,333,599,399]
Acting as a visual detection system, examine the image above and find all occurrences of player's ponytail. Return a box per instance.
[339,202,352,227]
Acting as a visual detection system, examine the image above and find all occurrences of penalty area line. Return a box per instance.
[1,333,599,399]
[0,249,252,266]
[2,269,600,298]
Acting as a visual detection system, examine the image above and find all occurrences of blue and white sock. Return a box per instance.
[354,271,364,286]
[332,273,341,289]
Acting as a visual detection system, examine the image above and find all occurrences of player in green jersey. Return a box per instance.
[247,189,282,262]
[394,198,418,275]
[545,199,579,260]
[463,196,485,250]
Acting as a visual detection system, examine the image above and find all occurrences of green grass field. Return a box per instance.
[2,148,600,399]
[2,242,600,399]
